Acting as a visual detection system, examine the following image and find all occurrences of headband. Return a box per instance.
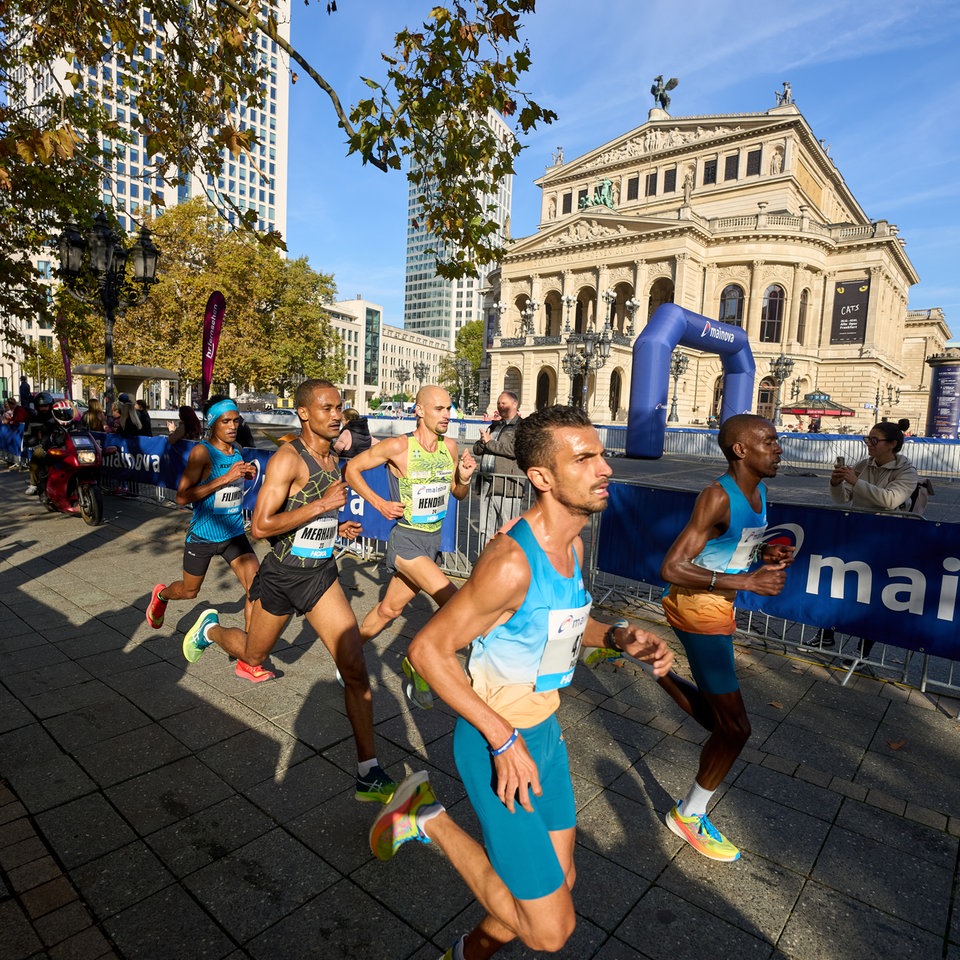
[206,398,239,428]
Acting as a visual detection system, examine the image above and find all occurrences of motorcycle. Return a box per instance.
[34,425,105,525]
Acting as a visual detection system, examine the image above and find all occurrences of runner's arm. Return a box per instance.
[343,437,407,520]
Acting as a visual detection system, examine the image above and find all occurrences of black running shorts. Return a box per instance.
[249,551,339,617]
[182,534,255,578]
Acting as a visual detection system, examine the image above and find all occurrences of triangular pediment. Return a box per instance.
[538,109,802,185]
[507,207,687,256]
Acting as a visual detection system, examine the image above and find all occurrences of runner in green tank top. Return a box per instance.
[345,385,477,709]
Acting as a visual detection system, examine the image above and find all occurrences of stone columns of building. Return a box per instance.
[530,275,542,337]
[701,263,718,320]
[819,272,836,350]
[633,259,648,326]
[673,253,691,311]
[596,264,611,330]
[787,264,805,345]
[746,260,765,342]
[782,136,795,174]
[865,265,884,355]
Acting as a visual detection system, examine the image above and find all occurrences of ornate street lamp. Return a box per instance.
[624,298,640,337]
[789,377,802,402]
[561,294,576,334]
[668,349,690,422]
[396,365,411,395]
[522,299,540,336]
[562,322,611,411]
[769,353,795,426]
[875,382,901,417]
[56,212,160,401]
[414,361,429,390]
[493,300,507,337]
[601,289,617,329]
[453,358,472,410]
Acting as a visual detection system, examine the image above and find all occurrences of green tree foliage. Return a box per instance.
[2,0,553,336]
[109,199,344,395]
[439,318,483,409]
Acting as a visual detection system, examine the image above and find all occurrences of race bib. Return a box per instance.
[535,600,593,692]
[410,481,449,524]
[291,515,339,559]
[729,524,767,570]
[212,482,244,514]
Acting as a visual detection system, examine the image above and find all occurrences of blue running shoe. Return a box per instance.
[183,609,218,663]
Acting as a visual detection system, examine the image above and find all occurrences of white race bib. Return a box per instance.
[213,482,243,514]
[535,601,593,692]
[729,525,767,570]
[410,481,449,524]
[291,515,338,559]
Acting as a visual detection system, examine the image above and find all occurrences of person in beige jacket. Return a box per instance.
[829,421,919,513]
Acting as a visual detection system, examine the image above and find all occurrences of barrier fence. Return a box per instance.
[3,422,958,708]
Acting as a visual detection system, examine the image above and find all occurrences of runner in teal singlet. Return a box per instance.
[368,406,674,960]
[183,381,396,804]
[345,385,477,709]
[145,395,258,633]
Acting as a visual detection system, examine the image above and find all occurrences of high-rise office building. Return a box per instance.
[402,110,512,351]
[2,5,290,398]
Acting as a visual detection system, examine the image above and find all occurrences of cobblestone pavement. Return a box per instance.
[1,467,959,960]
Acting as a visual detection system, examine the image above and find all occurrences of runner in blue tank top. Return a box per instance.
[145,395,259,634]
[657,414,793,863]
[368,406,674,960]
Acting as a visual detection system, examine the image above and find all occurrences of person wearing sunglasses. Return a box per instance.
[829,421,919,512]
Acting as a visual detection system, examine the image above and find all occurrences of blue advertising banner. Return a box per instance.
[100,436,457,553]
[596,482,960,660]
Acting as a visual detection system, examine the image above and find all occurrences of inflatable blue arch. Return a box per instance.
[626,303,756,459]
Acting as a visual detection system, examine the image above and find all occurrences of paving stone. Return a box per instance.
[4,756,97,813]
[35,795,136,870]
[0,898,44,960]
[71,841,174,918]
[21,875,79,919]
[34,900,96,949]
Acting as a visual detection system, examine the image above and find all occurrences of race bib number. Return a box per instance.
[410,481,449,525]
[213,482,244,514]
[535,601,593,692]
[291,515,339,559]
[729,524,767,570]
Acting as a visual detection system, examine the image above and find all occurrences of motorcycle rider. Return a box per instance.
[24,392,57,495]
[25,392,77,496]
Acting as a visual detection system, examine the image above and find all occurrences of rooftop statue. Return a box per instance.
[651,75,679,111]
[774,80,793,105]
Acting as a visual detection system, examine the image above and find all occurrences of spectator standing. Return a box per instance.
[135,399,154,436]
[114,401,142,438]
[19,375,32,408]
[81,398,107,432]
[167,406,202,444]
[332,407,372,460]
[472,390,525,548]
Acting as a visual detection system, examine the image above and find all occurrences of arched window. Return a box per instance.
[647,278,674,323]
[757,376,776,419]
[759,285,785,343]
[503,367,522,401]
[718,284,744,327]
[536,370,551,410]
[796,288,809,345]
[609,369,622,419]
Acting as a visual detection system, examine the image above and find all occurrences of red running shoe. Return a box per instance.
[146,584,168,629]
[235,660,275,683]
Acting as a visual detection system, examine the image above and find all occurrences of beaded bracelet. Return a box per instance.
[489,728,519,757]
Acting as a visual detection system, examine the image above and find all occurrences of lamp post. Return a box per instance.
[560,294,576,334]
[668,349,690,422]
[601,289,617,331]
[414,361,429,391]
[56,212,160,402]
[875,382,901,417]
[453,358,472,410]
[396,365,410,396]
[789,378,802,402]
[768,353,795,426]
[562,322,611,411]
[493,301,507,337]
[624,298,640,337]
[522,299,540,336]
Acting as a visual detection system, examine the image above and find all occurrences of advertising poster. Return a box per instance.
[829,278,870,344]
[926,363,960,439]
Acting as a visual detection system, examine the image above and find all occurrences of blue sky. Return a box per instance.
[285,0,960,337]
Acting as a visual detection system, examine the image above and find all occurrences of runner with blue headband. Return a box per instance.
[145,394,260,648]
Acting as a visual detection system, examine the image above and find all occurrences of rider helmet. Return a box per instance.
[36,391,53,407]
[52,399,76,423]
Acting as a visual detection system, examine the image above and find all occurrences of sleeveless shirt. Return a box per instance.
[465,518,592,728]
[269,439,342,568]
[186,441,246,543]
[391,434,455,532]
[662,473,768,635]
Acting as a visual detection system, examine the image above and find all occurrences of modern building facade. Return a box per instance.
[328,296,453,412]
[403,110,513,351]
[4,4,290,400]
[482,95,951,435]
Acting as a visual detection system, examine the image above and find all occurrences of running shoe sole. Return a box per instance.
[402,656,434,710]
[665,805,740,862]
[182,609,217,663]
[369,770,432,861]
[146,583,167,629]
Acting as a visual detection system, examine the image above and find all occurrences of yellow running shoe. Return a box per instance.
[665,802,740,862]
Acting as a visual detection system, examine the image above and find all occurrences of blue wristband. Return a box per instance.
[489,728,519,757]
